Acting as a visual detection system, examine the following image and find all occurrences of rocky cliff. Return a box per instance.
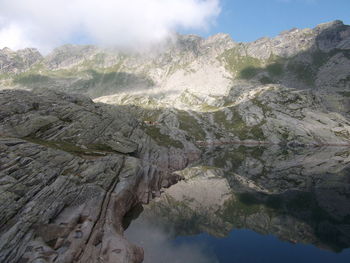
[0,89,199,262]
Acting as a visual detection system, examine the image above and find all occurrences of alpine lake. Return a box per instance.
[125,145,350,263]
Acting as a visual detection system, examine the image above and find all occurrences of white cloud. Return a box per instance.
[0,0,221,53]
[0,23,33,51]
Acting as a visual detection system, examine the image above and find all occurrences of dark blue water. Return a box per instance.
[125,146,350,263]
[173,230,350,263]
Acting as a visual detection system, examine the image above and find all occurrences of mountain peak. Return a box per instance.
[315,20,344,31]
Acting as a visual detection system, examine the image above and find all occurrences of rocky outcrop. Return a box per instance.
[96,83,350,146]
[0,89,199,262]
[0,47,43,74]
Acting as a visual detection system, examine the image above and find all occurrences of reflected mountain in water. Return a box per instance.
[126,146,350,257]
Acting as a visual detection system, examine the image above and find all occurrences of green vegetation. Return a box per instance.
[312,49,350,68]
[342,49,350,60]
[147,195,208,236]
[179,90,202,106]
[213,108,266,140]
[287,61,315,86]
[284,48,348,87]
[312,50,331,68]
[280,131,290,141]
[145,125,183,148]
[338,91,350,97]
[221,194,262,222]
[247,145,267,160]
[259,76,275,84]
[14,74,51,86]
[218,49,288,81]
[116,103,161,123]
[177,110,206,141]
[10,54,154,98]
[266,63,283,76]
[219,47,262,79]
[200,103,220,112]
[251,97,271,115]
[239,66,259,79]
[0,73,10,79]
[286,192,331,222]
[68,70,154,98]
[23,137,115,156]
[251,123,266,139]
[219,47,347,87]
[167,61,192,76]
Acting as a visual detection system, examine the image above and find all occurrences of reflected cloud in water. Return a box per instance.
[125,219,218,263]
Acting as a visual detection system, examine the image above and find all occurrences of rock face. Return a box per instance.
[0,47,43,74]
[0,89,199,262]
[96,83,350,146]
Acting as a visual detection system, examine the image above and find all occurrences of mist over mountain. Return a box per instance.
[0,0,220,52]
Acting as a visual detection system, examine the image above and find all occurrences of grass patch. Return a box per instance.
[200,104,220,112]
[287,61,315,86]
[219,47,262,79]
[251,124,266,139]
[221,193,262,223]
[239,66,259,79]
[266,63,283,76]
[145,125,183,148]
[259,76,275,84]
[14,74,51,85]
[251,97,270,115]
[338,91,350,97]
[23,137,114,156]
[177,110,206,141]
[213,108,266,140]
[312,51,331,68]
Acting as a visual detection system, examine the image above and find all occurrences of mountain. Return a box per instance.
[0,20,350,263]
[1,20,350,147]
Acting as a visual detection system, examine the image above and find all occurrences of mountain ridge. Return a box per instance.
[1,20,350,146]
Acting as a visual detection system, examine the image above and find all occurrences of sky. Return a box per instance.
[203,0,350,42]
[0,0,349,53]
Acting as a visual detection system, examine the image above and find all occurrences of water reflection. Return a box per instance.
[125,146,350,262]
[125,218,218,263]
